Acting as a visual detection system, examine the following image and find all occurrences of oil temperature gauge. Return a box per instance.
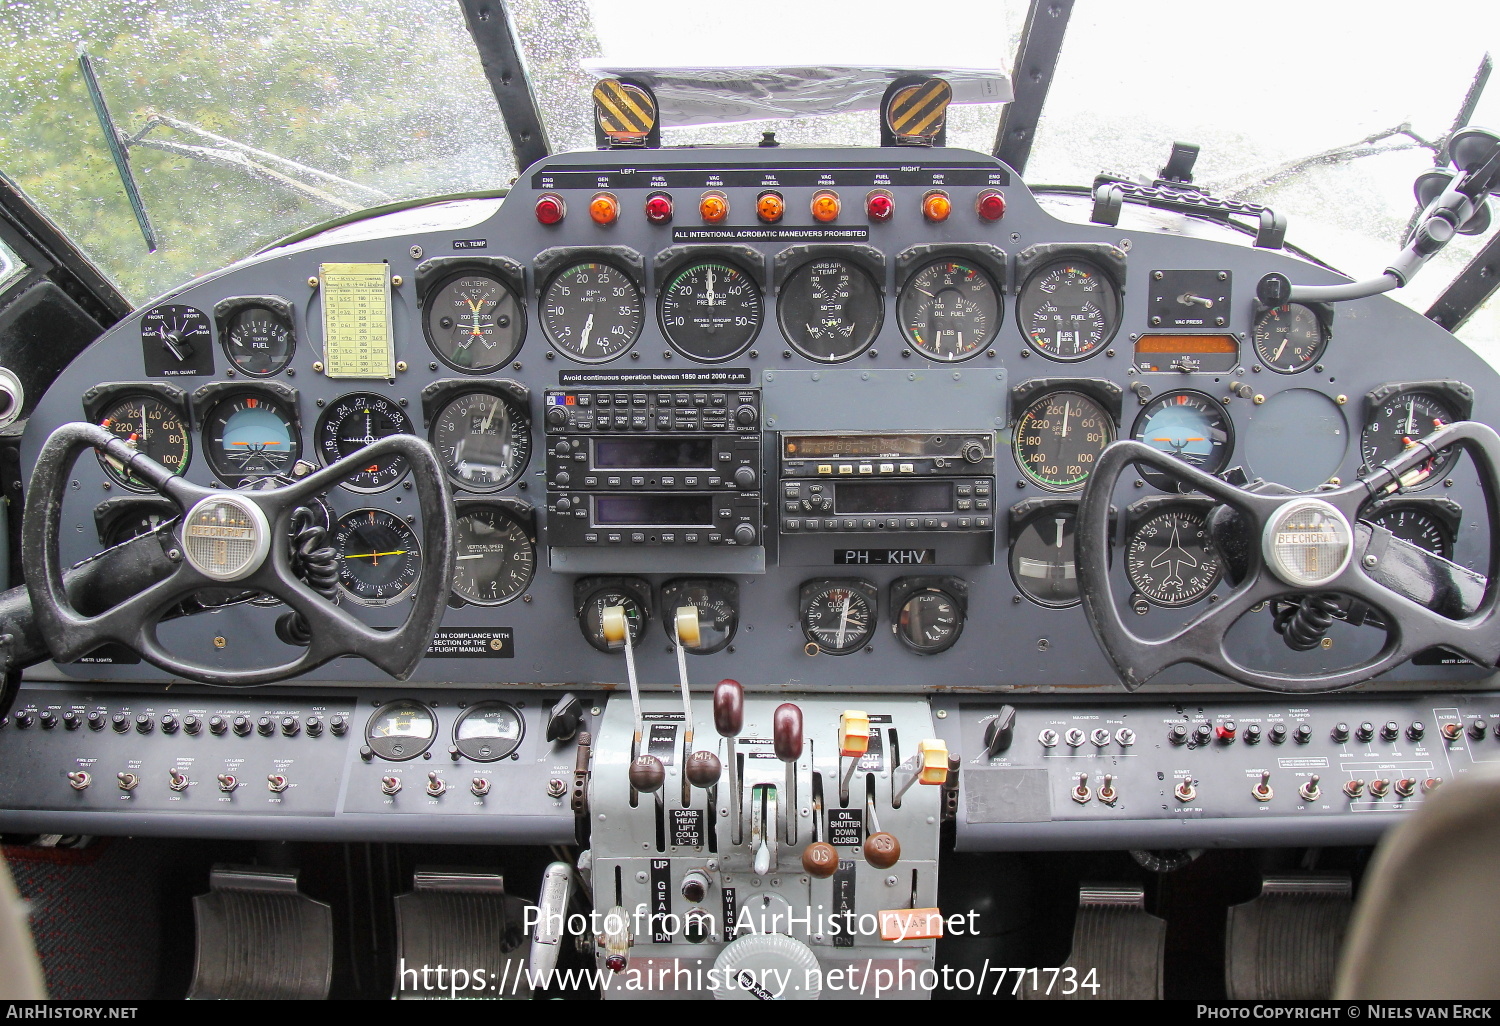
[575,577,652,654]
[659,578,739,654]
[452,702,524,762]
[799,578,878,655]
[891,577,967,655]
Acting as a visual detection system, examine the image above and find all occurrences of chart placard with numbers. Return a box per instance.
[320,262,394,379]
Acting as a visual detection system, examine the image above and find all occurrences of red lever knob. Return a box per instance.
[714,679,744,738]
[774,703,803,763]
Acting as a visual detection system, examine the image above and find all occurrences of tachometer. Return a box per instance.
[451,504,535,606]
[1013,390,1114,491]
[1252,303,1326,373]
[220,302,296,376]
[423,272,524,373]
[540,261,642,362]
[94,394,191,489]
[1130,390,1234,491]
[800,578,878,655]
[1126,507,1222,607]
[314,391,414,491]
[334,508,423,605]
[202,390,301,484]
[777,258,882,362]
[429,389,531,492]
[659,260,762,361]
[1360,390,1459,487]
[896,259,999,361]
[1016,259,1119,360]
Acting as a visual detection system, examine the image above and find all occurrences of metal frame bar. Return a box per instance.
[993,0,1074,175]
[457,0,553,172]
[1426,229,1500,332]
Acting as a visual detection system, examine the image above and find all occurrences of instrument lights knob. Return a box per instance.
[757,191,785,223]
[866,189,894,221]
[534,193,565,225]
[699,190,729,223]
[922,190,952,222]
[588,192,619,225]
[976,189,1007,221]
[644,192,673,224]
[810,190,841,222]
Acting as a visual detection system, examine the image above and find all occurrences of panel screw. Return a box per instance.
[1364,554,1378,567]
[1153,270,1164,280]
[1253,394,1266,404]
[391,275,403,287]
[312,361,324,373]
[410,245,423,259]
[213,637,227,649]
[1335,394,1347,405]
[308,276,319,288]
[396,361,408,373]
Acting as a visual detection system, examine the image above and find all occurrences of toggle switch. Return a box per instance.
[1369,778,1391,798]
[1253,771,1274,802]
[67,771,90,791]
[1394,777,1417,798]
[425,771,445,797]
[267,774,289,794]
[1071,772,1091,804]
[1344,778,1365,799]
[381,776,402,796]
[217,774,238,793]
[169,768,190,792]
[1098,774,1118,806]
[117,772,139,792]
[470,778,491,797]
[1299,774,1322,801]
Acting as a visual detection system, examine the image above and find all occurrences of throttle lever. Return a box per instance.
[774,702,803,844]
[714,678,743,843]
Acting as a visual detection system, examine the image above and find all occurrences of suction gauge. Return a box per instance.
[1252,303,1327,373]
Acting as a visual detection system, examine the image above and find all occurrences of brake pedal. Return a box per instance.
[393,869,533,999]
[1226,874,1352,999]
[1022,884,1165,1000]
[188,866,333,999]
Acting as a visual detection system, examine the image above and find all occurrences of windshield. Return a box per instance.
[4,0,1500,363]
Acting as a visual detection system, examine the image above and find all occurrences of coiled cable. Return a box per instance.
[275,506,338,646]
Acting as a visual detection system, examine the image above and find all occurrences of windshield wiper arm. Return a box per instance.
[78,52,157,253]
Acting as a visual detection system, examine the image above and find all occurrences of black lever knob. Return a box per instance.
[984,705,1017,756]
[546,693,583,743]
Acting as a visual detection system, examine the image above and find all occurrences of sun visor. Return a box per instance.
[579,62,1011,128]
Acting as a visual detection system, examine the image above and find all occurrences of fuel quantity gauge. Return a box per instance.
[216,297,296,377]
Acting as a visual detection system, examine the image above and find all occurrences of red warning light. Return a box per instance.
[866,189,894,222]
[535,193,565,225]
[644,192,674,224]
[976,189,1007,221]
